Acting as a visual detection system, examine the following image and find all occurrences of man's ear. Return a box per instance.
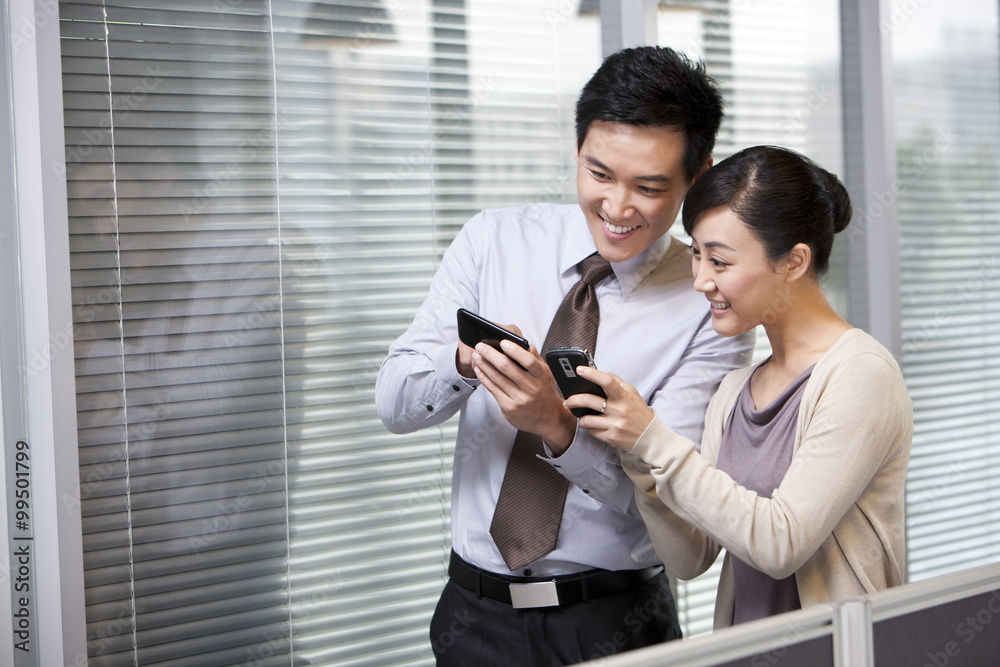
[691,156,713,184]
[785,243,813,282]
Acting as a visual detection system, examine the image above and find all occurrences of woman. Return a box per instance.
[564,145,913,627]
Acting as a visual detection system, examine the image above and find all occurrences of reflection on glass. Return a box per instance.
[891,0,1000,585]
[63,1,601,665]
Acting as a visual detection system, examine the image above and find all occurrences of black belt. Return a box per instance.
[448,551,662,609]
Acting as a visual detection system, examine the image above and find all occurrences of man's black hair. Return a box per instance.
[575,46,724,181]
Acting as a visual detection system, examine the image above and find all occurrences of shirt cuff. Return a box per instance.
[426,341,478,410]
[433,341,479,388]
[540,422,608,475]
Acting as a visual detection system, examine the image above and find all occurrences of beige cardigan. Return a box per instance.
[621,328,913,628]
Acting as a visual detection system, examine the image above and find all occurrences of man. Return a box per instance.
[376,46,754,665]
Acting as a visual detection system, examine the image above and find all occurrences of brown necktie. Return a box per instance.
[489,252,613,571]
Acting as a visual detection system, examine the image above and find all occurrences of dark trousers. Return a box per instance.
[430,570,681,666]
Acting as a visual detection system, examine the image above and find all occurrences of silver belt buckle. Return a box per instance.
[509,580,560,608]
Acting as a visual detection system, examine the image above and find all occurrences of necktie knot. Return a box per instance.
[579,253,613,286]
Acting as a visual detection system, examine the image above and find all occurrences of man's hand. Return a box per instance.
[471,336,578,454]
[456,339,477,378]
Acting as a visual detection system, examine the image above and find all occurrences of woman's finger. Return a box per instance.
[574,365,628,398]
[563,393,606,416]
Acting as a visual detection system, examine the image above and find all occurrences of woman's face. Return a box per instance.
[689,206,792,337]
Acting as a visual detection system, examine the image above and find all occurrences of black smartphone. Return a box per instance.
[457,308,530,352]
[544,347,606,418]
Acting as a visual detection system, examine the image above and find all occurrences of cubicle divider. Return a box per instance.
[584,561,1000,667]
[869,563,1000,667]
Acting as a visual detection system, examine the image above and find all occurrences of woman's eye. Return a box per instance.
[710,258,727,268]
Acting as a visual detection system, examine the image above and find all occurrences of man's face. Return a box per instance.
[576,120,707,263]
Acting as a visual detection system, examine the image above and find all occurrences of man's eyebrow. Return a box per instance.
[583,156,670,184]
[583,155,611,172]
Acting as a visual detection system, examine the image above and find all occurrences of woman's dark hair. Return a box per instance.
[575,46,723,182]
[681,146,852,279]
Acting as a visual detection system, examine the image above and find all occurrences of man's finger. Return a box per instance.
[474,341,512,370]
[498,338,534,365]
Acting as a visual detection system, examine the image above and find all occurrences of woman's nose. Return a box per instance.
[692,262,715,293]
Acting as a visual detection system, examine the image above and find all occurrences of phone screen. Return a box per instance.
[456,308,530,351]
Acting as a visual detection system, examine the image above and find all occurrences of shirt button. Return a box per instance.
[582,489,591,494]
[426,405,434,412]
[452,384,461,392]
[523,569,532,576]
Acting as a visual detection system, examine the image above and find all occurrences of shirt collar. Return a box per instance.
[560,211,675,299]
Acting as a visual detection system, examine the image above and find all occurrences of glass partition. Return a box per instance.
[891,0,1000,584]
[60,1,600,664]
[657,0,844,637]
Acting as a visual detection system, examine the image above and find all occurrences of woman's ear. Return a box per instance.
[785,243,812,282]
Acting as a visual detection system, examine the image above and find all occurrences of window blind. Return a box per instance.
[891,0,1000,583]
[60,1,600,665]
[657,0,844,637]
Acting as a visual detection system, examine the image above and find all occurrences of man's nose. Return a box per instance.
[602,186,635,221]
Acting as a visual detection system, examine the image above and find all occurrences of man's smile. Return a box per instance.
[602,217,641,235]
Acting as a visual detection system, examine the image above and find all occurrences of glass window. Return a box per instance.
[60,1,600,664]
[51,0,1000,660]
[658,0,844,637]
[891,0,1000,583]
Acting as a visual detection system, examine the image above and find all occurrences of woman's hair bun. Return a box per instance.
[822,170,852,234]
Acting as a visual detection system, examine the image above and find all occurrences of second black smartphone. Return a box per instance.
[457,308,530,352]
[544,347,606,417]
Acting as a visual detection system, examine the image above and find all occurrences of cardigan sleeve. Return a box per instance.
[621,348,911,580]
[618,368,746,580]
[620,437,722,579]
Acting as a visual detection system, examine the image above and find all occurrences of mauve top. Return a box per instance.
[715,363,815,624]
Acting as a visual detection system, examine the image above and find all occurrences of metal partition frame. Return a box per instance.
[586,562,1000,667]
[599,0,658,56]
[580,604,838,667]
[868,561,1000,623]
[839,0,902,357]
[2,1,86,665]
[1,0,22,663]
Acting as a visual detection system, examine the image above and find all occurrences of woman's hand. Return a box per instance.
[563,365,656,452]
